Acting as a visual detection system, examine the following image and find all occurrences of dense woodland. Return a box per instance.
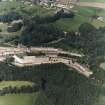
[0,62,100,105]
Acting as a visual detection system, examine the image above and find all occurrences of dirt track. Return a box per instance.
[13,55,93,78]
[0,46,92,77]
[74,2,105,9]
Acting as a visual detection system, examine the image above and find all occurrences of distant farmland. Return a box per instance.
[79,0,105,2]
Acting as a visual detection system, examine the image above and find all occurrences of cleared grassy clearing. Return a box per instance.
[0,81,34,90]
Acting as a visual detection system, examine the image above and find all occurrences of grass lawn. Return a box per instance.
[0,92,49,105]
[0,81,34,90]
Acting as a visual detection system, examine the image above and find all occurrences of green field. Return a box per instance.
[0,81,34,90]
[0,1,55,35]
[0,92,49,105]
[0,93,34,105]
[0,1,55,16]
[0,1,105,32]
[55,6,105,31]
[0,1,23,14]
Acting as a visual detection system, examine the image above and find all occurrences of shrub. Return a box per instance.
[0,29,2,32]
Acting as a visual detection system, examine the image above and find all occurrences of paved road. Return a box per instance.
[73,2,105,9]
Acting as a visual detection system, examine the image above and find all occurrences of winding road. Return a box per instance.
[73,2,105,9]
[13,55,93,78]
[0,46,92,78]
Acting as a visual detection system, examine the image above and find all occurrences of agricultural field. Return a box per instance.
[0,81,34,90]
[79,0,105,2]
[0,1,55,17]
[0,1,22,14]
[0,1,105,32]
[55,6,105,31]
[0,92,49,105]
[0,93,34,105]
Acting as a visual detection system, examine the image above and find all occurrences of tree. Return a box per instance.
[79,23,97,34]
[78,23,105,66]
[20,24,64,46]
